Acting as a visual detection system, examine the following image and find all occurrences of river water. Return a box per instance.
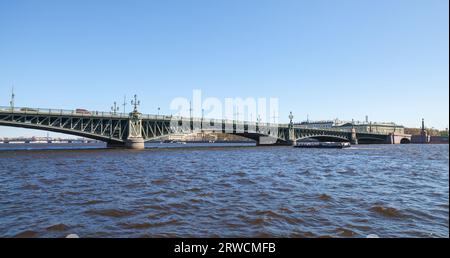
[0,143,448,238]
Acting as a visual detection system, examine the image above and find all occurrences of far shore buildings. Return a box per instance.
[294,119,405,134]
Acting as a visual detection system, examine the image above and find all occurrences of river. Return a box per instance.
[0,143,448,237]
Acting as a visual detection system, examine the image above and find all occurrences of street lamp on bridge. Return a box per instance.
[9,85,15,111]
[131,94,140,113]
[111,101,119,115]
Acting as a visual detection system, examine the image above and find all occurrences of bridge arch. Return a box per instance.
[400,138,411,144]
[296,135,350,142]
[143,130,289,145]
[357,136,385,144]
[234,132,289,145]
[0,121,124,144]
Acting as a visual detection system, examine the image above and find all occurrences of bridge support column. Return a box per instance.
[288,129,296,146]
[122,97,146,150]
[351,127,358,145]
[125,137,145,149]
[124,114,145,149]
[106,138,145,149]
[287,111,296,146]
[385,133,394,144]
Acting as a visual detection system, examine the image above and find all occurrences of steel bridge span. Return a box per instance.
[0,106,409,149]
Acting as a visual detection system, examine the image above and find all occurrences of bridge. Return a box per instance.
[0,105,410,149]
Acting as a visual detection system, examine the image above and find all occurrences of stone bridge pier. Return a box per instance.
[351,127,358,145]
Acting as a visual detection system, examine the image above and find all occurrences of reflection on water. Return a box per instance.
[0,143,448,237]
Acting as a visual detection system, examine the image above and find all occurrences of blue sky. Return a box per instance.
[0,0,448,137]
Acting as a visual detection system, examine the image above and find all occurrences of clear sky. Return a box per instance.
[0,0,448,137]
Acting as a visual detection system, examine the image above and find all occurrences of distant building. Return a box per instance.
[335,122,405,134]
[295,119,404,134]
[294,119,342,129]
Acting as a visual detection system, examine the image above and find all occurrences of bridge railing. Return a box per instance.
[0,106,130,118]
[1,106,285,128]
[142,115,287,128]
[293,126,351,132]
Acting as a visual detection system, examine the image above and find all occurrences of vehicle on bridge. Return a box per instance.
[75,108,91,115]
[19,107,38,112]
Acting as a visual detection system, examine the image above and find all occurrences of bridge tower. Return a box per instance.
[288,111,296,145]
[107,94,145,149]
[125,94,145,149]
[350,123,358,145]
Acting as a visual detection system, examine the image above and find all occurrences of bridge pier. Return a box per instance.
[107,137,145,149]
[351,127,358,145]
[120,96,146,150]
[125,137,145,149]
[288,112,296,146]
[385,133,412,144]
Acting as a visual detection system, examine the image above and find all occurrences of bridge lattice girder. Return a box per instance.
[0,112,128,144]
[293,128,351,141]
[141,118,288,142]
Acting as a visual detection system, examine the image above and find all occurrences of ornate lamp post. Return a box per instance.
[256,115,261,133]
[111,101,119,115]
[289,111,295,145]
[131,94,141,116]
[9,85,15,111]
[125,94,144,149]
[289,111,294,127]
